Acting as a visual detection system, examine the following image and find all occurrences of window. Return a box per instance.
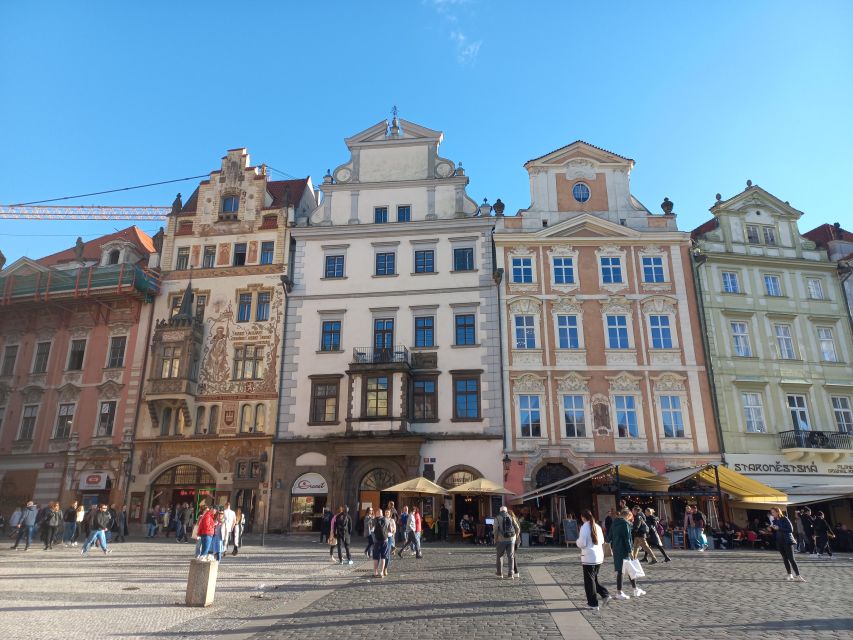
[807,278,824,300]
[19,405,37,440]
[195,294,207,321]
[169,295,182,318]
[412,378,437,421]
[774,324,796,360]
[202,246,216,268]
[54,404,74,439]
[255,404,266,432]
[375,252,396,276]
[107,336,127,368]
[572,182,591,203]
[325,255,345,279]
[600,257,623,284]
[233,345,264,380]
[563,395,585,438]
[1,345,18,376]
[514,315,536,349]
[233,243,247,267]
[746,225,761,244]
[511,257,533,283]
[175,247,190,270]
[556,315,579,349]
[615,395,639,438]
[240,404,252,433]
[67,339,86,370]
[741,392,766,433]
[107,250,120,265]
[722,271,740,294]
[787,394,810,431]
[763,227,777,245]
[160,407,173,436]
[256,292,271,322]
[453,376,480,419]
[320,321,342,352]
[195,406,206,434]
[414,316,435,348]
[642,256,665,283]
[160,346,181,378]
[374,207,389,224]
[764,275,782,297]
[414,250,435,274]
[260,241,274,265]
[311,380,339,423]
[455,314,476,346]
[373,319,394,350]
[553,257,575,284]
[97,401,117,437]
[519,395,541,437]
[365,376,389,417]
[237,293,252,323]
[817,327,838,362]
[832,397,853,433]
[454,248,474,271]
[649,315,673,349]
[660,395,685,438]
[32,342,50,374]
[222,195,239,214]
[606,315,629,349]
[397,206,411,222]
[204,405,218,435]
[730,322,752,357]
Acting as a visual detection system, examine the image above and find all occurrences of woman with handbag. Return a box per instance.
[769,507,805,582]
[611,508,644,599]
[577,509,611,610]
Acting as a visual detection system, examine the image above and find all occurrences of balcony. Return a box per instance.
[779,429,852,463]
[350,346,410,369]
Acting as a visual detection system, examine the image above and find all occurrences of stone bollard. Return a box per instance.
[185,558,218,607]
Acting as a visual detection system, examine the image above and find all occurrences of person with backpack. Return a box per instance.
[577,509,611,610]
[372,509,391,577]
[334,505,353,565]
[630,506,657,564]
[363,507,376,558]
[494,506,519,579]
[641,508,671,563]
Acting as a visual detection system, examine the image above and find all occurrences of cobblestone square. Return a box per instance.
[0,537,850,640]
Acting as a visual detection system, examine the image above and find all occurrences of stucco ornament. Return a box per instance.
[591,394,612,437]
[512,374,545,394]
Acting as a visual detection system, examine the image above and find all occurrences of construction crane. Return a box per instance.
[0,205,170,220]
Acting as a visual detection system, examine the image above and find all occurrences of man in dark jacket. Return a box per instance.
[630,506,657,563]
[62,501,79,547]
[438,505,450,542]
[334,505,353,565]
[11,501,39,550]
[799,508,816,555]
[178,502,194,543]
[81,504,113,556]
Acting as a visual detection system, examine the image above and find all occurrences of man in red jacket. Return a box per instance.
[195,506,216,560]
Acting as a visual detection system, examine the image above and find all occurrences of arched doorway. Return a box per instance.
[359,468,397,520]
[440,467,483,533]
[150,463,216,517]
[535,463,572,488]
[530,462,586,525]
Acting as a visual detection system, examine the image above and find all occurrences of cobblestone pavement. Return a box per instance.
[0,536,850,640]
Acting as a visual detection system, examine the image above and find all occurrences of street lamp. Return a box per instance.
[502,454,511,481]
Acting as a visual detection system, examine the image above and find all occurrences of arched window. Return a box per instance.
[176,409,186,435]
[107,250,120,265]
[441,469,477,489]
[254,404,266,432]
[240,404,252,433]
[208,405,219,435]
[360,468,395,491]
[195,406,206,434]
[160,407,172,436]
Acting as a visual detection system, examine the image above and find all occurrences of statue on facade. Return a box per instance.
[74,237,85,260]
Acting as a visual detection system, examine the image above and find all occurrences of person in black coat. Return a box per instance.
[333,505,353,564]
[641,508,671,562]
[798,508,815,554]
[813,511,833,557]
[770,507,804,581]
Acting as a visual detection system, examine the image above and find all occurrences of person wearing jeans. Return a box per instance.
[195,507,216,559]
[11,501,39,551]
[493,506,519,579]
[63,501,79,546]
[81,504,112,556]
[577,510,610,609]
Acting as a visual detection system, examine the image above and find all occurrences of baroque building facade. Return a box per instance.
[494,141,720,516]
[127,149,315,530]
[270,117,504,533]
[693,186,853,525]
[0,228,158,513]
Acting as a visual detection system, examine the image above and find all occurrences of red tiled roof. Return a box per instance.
[37,226,155,266]
[803,223,853,247]
[266,178,308,209]
[691,217,719,239]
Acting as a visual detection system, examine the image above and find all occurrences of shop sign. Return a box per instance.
[727,454,853,477]
[292,472,328,495]
[79,472,108,490]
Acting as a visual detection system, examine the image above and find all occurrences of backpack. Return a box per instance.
[373,516,389,543]
[500,514,515,538]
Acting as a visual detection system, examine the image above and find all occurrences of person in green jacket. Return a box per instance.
[609,508,645,599]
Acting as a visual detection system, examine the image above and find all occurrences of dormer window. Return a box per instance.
[572,183,591,203]
[220,195,239,220]
[107,250,120,265]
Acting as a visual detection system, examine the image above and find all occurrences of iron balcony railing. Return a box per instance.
[352,346,410,365]
[779,429,852,451]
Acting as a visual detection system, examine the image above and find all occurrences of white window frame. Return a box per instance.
[517,394,543,438]
[19,404,38,440]
[773,324,797,360]
[721,271,741,294]
[741,392,767,433]
[613,394,640,438]
[514,315,537,349]
[806,278,824,300]
[321,244,349,279]
[54,402,76,439]
[596,246,627,291]
[648,314,675,350]
[510,256,534,284]
[763,274,783,297]
[640,255,667,284]
[605,314,631,350]
[31,340,52,374]
[96,400,118,437]
[561,394,588,438]
[556,314,580,350]
[730,321,752,357]
[817,326,838,362]
[787,394,811,431]
[658,394,686,438]
[831,396,853,434]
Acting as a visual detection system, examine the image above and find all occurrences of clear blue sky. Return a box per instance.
[2,2,852,262]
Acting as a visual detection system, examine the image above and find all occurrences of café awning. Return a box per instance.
[449,478,515,495]
[666,464,787,504]
[513,464,613,503]
[617,465,670,492]
[512,464,669,503]
[383,477,449,495]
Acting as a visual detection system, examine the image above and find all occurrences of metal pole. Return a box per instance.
[714,465,726,527]
[615,465,621,507]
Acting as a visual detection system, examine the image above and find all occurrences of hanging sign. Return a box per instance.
[292,473,328,495]
[79,472,109,490]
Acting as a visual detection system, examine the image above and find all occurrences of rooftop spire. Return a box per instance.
[172,276,194,324]
[389,105,401,137]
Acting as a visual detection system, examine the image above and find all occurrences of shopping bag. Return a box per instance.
[622,558,646,580]
[191,524,199,540]
[603,542,612,558]
[328,534,337,547]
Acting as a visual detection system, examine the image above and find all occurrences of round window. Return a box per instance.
[572,183,591,203]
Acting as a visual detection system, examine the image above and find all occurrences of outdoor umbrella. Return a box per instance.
[383,477,449,495]
[449,478,515,496]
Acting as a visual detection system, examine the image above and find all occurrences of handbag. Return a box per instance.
[191,523,199,540]
[603,542,612,558]
[328,534,337,546]
[622,558,646,580]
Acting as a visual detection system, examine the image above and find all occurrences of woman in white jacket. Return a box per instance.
[577,509,611,610]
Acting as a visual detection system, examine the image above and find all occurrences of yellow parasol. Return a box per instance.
[449,478,515,496]
[383,477,449,495]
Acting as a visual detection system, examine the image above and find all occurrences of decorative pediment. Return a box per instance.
[344,118,443,146]
[57,383,81,402]
[547,245,577,257]
[97,379,124,400]
[68,326,92,340]
[652,373,686,392]
[534,214,637,239]
[712,185,804,220]
[600,295,633,316]
[509,296,542,314]
[1,257,51,276]
[641,296,677,314]
[607,372,642,392]
[556,372,589,393]
[108,322,133,336]
[507,245,535,257]
[525,140,634,169]
[20,384,45,403]
[552,296,583,315]
[512,374,545,394]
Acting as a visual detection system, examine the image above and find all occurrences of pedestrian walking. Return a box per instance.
[328,510,338,562]
[682,505,695,550]
[231,507,245,556]
[114,505,128,542]
[211,509,226,561]
[179,502,194,543]
[630,506,657,563]
[609,508,643,599]
[11,501,39,551]
[769,506,804,581]
[81,504,112,556]
[8,506,23,534]
[641,508,671,563]
[692,506,708,551]
[145,508,158,538]
[43,503,63,550]
[494,506,519,579]
[162,507,172,538]
[813,511,834,558]
[398,506,409,547]
[74,505,85,544]
[222,502,236,548]
[398,506,422,559]
[798,507,816,555]
[372,509,391,577]
[438,503,450,542]
[320,508,332,544]
[195,506,216,559]
[577,509,611,610]
[334,505,353,565]
[62,501,79,546]
[363,507,376,558]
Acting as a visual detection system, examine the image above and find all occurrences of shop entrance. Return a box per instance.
[150,464,216,518]
[290,472,329,532]
[233,488,257,532]
[358,468,398,531]
[441,469,479,532]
